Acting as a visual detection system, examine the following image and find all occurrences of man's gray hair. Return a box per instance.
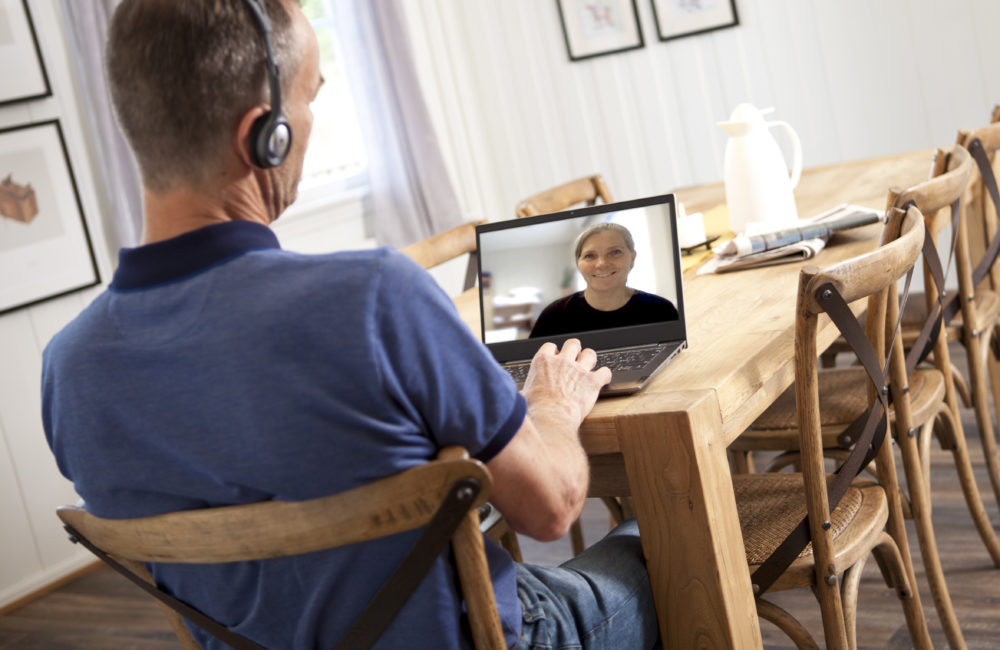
[106,0,300,192]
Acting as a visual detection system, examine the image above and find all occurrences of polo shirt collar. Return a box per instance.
[110,221,280,290]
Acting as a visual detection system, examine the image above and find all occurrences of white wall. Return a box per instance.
[0,0,116,609]
[405,0,1000,225]
[2,0,999,608]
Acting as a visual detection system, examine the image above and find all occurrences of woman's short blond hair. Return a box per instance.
[573,222,635,261]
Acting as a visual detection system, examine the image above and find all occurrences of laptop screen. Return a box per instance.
[476,193,686,363]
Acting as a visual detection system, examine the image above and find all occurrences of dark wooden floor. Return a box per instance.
[3,349,1000,648]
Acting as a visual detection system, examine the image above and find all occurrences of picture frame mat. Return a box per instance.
[0,0,51,105]
[0,121,99,314]
[651,0,738,41]
[558,0,644,61]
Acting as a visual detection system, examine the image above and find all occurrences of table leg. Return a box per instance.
[617,393,762,649]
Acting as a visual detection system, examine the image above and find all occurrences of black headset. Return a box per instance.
[241,0,292,168]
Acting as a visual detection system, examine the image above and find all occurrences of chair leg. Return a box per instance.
[454,506,508,650]
[123,558,202,650]
[599,497,625,528]
[840,555,869,650]
[756,598,820,650]
[569,520,585,556]
[921,423,935,507]
[870,533,933,650]
[896,426,968,650]
[951,362,973,408]
[964,334,1000,509]
[500,528,522,563]
[619,496,635,520]
[729,448,752,474]
[935,402,1000,567]
[820,349,839,368]
[874,437,934,650]
[984,349,1000,505]
[814,568,850,649]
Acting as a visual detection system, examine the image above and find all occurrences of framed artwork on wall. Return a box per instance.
[651,0,739,42]
[0,0,52,106]
[557,0,644,62]
[0,120,100,315]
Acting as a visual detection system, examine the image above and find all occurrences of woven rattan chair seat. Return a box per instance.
[734,474,871,566]
[747,367,930,432]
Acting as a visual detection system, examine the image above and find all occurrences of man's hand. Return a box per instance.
[485,339,610,541]
[521,339,611,424]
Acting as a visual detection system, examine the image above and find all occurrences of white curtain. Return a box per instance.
[58,0,142,250]
[333,0,465,247]
[58,0,462,250]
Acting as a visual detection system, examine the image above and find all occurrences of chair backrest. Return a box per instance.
[889,145,972,235]
[57,446,507,650]
[514,174,613,218]
[791,206,923,633]
[400,220,484,270]
[956,110,1000,292]
[889,144,973,326]
[400,220,486,293]
[886,145,973,412]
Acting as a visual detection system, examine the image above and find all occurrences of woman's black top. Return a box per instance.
[529,290,678,338]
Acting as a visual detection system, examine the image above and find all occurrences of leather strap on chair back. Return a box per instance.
[897,196,959,375]
[966,139,1000,289]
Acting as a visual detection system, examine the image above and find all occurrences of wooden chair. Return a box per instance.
[887,144,1000,564]
[732,206,932,649]
[400,219,486,292]
[734,148,1000,648]
[56,447,507,650]
[514,174,613,218]
[952,115,1000,512]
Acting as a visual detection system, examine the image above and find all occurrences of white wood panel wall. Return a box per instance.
[405,0,1000,225]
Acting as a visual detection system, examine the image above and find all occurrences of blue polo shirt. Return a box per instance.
[42,221,526,649]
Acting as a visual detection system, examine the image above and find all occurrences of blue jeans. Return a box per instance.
[514,519,661,649]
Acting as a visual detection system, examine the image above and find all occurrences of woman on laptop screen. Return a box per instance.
[529,222,678,338]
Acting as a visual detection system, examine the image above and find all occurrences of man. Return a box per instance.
[41,1,660,648]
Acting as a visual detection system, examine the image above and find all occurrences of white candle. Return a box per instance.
[677,211,706,249]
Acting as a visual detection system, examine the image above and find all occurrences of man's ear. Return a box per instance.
[234,105,270,168]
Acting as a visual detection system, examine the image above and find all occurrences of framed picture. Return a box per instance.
[557,0,644,62]
[0,0,52,106]
[651,0,739,42]
[0,120,100,315]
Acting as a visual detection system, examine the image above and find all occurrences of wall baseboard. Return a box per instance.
[0,553,98,615]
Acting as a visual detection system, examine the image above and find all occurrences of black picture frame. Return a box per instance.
[557,0,644,62]
[0,120,100,315]
[0,0,52,106]
[651,0,739,42]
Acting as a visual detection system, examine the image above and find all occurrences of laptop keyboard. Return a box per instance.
[596,345,666,371]
[504,344,668,384]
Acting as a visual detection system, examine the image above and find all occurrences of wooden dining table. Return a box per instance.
[455,148,937,648]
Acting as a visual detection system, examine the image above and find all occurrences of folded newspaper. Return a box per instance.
[699,204,881,274]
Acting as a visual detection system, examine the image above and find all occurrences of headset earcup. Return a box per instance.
[249,111,292,168]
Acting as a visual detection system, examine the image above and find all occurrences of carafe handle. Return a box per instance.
[768,120,802,189]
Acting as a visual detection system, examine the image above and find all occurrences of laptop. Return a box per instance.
[475,193,687,396]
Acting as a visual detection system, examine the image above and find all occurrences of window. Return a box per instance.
[296,0,367,203]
